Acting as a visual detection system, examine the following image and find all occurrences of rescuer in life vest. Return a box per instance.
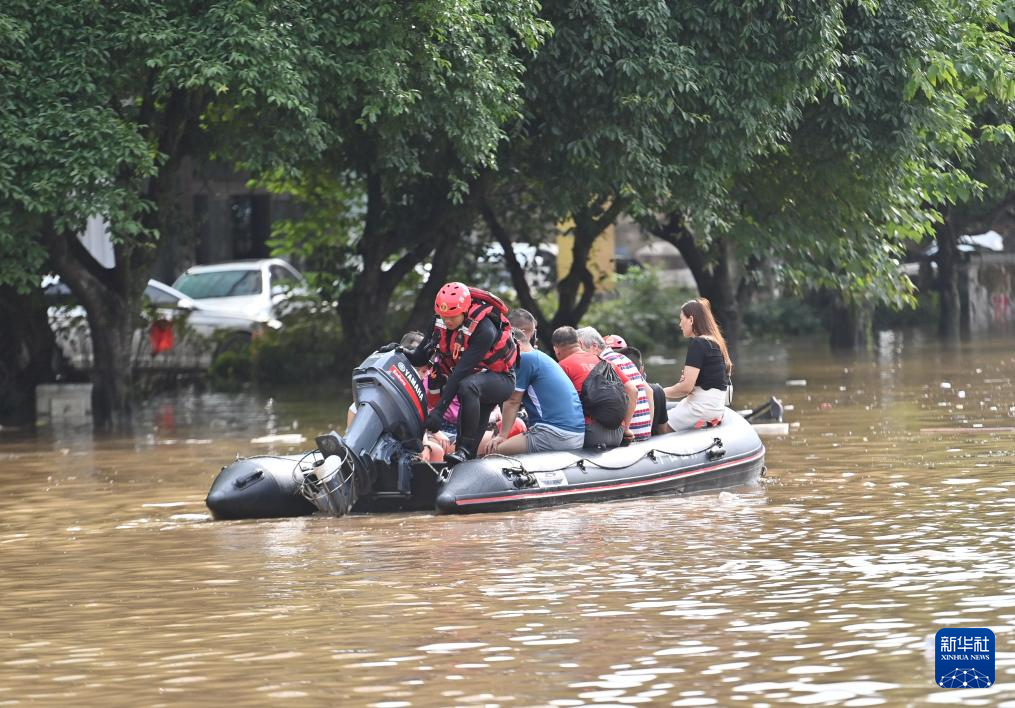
[404,282,518,466]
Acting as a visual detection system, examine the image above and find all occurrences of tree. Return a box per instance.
[0,1,337,426]
[933,103,1015,338]
[263,2,549,363]
[482,0,853,345]
[652,0,1015,352]
[0,0,547,425]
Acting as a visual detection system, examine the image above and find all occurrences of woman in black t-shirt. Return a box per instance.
[661,298,732,431]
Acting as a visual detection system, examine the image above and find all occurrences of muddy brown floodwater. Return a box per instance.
[1,330,1014,706]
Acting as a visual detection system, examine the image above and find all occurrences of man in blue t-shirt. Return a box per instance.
[488,309,585,455]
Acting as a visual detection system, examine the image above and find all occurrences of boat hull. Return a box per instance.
[434,411,765,514]
[205,411,765,519]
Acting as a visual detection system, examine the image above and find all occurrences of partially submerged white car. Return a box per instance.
[171,258,309,321]
[46,278,281,372]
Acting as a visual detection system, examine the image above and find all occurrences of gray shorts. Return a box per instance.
[525,423,585,453]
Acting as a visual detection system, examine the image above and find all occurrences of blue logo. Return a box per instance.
[935,628,995,688]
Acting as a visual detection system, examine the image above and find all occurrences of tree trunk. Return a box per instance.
[337,174,459,364]
[0,286,56,426]
[339,276,396,365]
[828,299,872,351]
[43,219,151,430]
[404,228,460,335]
[483,197,623,344]
[34,88,202,429]
[653,216,741,365]
[481,198,554,343]
[936,220,962,340]
[152,155,198,283]
[85,293,137,428]
[551,206,607,332]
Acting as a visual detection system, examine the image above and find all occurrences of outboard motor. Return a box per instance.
[205,349,429,520]
[298,349,428,516]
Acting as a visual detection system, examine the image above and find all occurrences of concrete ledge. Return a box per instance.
[36,383,93,425]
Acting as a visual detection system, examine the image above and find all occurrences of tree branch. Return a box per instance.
[481,197,547,324]
[652,212,713,293]
[405,227,461,332]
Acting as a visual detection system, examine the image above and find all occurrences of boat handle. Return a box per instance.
[233,469,264,489]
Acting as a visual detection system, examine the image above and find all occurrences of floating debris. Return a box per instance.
[786,379,807,387]
[752,423,790,436]
[919,427,1015,434]
[250,433,306,445]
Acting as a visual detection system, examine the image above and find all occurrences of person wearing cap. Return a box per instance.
[603,334,627,351]
[405,283,518,465]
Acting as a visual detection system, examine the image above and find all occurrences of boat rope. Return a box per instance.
[484,437,725,475]
[410,453,453,483]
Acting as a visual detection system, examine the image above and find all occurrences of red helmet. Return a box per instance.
[435,282,472,317]
[604,334,627,350]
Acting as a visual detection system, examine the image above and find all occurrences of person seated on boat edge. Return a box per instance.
[661,297,732,432]
[596,328,653,436]
[552,325,624,449]
[477,405,528,455]
[405,282,518,466]
[487,309,585,455]
[348,330,426,430]
[617,345,669,437]
[488,310,584,455]
[577,327,654,444]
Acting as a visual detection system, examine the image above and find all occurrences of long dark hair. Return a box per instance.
[680,298,732,376]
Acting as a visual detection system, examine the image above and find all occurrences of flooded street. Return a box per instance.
[2,330,1014,706]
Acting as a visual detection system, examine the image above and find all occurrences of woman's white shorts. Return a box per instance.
[667,387,727,431]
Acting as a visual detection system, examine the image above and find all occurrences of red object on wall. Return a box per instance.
[149,320,174,354]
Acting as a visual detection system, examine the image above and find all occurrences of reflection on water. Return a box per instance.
[1,331,1014,705]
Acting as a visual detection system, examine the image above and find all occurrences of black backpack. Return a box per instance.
[580,359,628,429]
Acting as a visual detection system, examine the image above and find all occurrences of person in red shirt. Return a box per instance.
[576,327,654,442]
[551,326,626,449]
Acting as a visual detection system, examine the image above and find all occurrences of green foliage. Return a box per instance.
[264,172,367,303]
[575,267,695,356]
[208,350,252,389]
[726,0,1015,311]
[248,308,345,385]
[742,299,827,339]
[873,289,941,329]
[208,307,344,386]
[0,0,338,278]
[514,0,849,220]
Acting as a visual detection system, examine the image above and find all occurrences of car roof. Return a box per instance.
[181,258,296,274]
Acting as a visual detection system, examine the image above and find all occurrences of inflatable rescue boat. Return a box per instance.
[205,349,766,520]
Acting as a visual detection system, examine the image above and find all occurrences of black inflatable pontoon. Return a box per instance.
[205,349,765,520]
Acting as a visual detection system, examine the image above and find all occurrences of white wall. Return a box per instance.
[78,216,115,268]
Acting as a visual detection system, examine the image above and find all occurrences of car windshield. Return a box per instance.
[144,283,181,307]
[174,270,262,299]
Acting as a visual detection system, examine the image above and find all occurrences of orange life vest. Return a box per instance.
[431,288,517,378]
